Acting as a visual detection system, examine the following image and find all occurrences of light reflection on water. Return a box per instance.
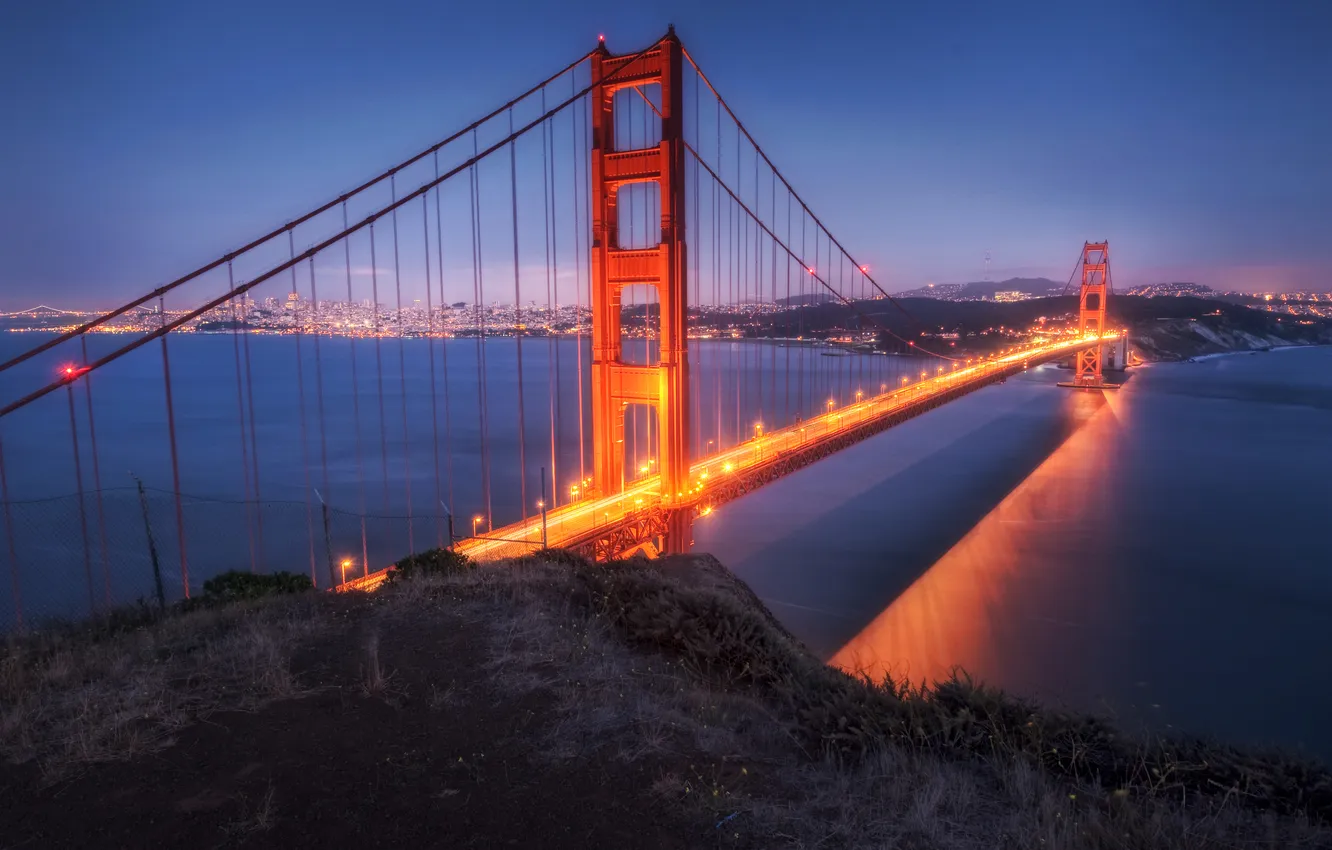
[698,349,1332,759]
[829,389,1119,690]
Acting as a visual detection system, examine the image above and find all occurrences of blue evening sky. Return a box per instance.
[1,0,1328,310]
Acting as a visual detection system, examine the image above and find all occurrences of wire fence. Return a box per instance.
[0,486,452,633]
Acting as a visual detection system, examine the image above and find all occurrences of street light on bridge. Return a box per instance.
[472,515,484,537]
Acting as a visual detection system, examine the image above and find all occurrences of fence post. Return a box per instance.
[540,466,548,549]
[315,489,336,589]
[134,475,166,612]
[441,501,455,550]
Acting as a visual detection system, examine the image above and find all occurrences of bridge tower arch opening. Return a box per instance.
[1073,241,1110,386]
[589,31,690,543]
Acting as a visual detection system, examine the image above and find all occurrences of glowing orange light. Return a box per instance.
[860,265,868,273]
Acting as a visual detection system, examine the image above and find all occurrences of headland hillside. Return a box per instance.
[1,550,1328,848]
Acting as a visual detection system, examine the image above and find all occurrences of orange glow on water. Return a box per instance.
[830,391,1122,687]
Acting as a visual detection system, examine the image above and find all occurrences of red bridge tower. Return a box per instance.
[1073,241,1111,387]
[588,31,691,548]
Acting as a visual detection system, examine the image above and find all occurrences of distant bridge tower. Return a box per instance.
[1073,241,1110,386]
[588,30,690,541]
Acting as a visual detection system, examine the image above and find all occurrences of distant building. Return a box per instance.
[993,291,1027,302]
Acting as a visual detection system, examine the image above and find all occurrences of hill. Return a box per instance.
[746,294,1332,359]
[2,554,1328,848]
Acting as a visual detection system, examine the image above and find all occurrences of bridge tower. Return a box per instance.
[588,30,691,547]
[1073,241,1110,386]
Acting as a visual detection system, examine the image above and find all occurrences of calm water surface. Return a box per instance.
[695,346,1332,758]
[3,330,1329,757]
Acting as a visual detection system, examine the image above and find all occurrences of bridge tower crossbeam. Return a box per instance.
[1073,241,1110,386]
[588,30,690,551]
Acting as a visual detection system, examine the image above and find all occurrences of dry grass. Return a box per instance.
[373,555,1331,849]
[222,781,278,837]
[4,553,1329,848]
[0,593,330,782]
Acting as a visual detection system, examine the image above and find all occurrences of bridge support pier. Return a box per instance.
[661,509,693,555]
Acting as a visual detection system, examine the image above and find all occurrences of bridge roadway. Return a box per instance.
[344,332,1112,589]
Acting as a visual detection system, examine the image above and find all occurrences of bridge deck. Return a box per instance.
[340,333,1111,593]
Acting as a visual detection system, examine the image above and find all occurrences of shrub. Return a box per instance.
[513,547,592,568]
[201,570,314,602]
[386,547,472,583]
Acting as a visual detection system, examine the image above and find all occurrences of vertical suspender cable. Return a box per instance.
[159,297,190,597]
[240,264,266,572]
[756,146,767,431]
[370,225,391,509]
[796,213,803,419]
[343,202,370,571]
[79,336,111,604]
[227,262,257,574]
[390,175,415,556]
[471,129,494,528]
[65,383,95,614]
[572,76,587,490]
[432,154,456,522]
[308,257,333,585]
[735,126,743,443]
[777,191,788,423]
[290,234,318,585]
[542,95,558,510]
[714,98,722,452]
[769,167,776,429]
[422,193,444,548]
[691,68,701,460]
[508,109,529,521]
[543,94,559,506]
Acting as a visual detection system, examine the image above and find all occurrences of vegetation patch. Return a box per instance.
[3,550,1328,848]
[199,569,314,602]
[386,547,473,583]
[573,557,1332,824]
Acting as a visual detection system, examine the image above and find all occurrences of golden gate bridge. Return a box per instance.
[0,28,1116,625]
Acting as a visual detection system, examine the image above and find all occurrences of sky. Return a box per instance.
[1,0,1329,311]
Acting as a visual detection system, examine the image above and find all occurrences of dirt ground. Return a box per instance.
[2,559,1328,850]
[0,598,727,849]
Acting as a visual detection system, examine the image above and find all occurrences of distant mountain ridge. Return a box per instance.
[894,277,1066,300]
